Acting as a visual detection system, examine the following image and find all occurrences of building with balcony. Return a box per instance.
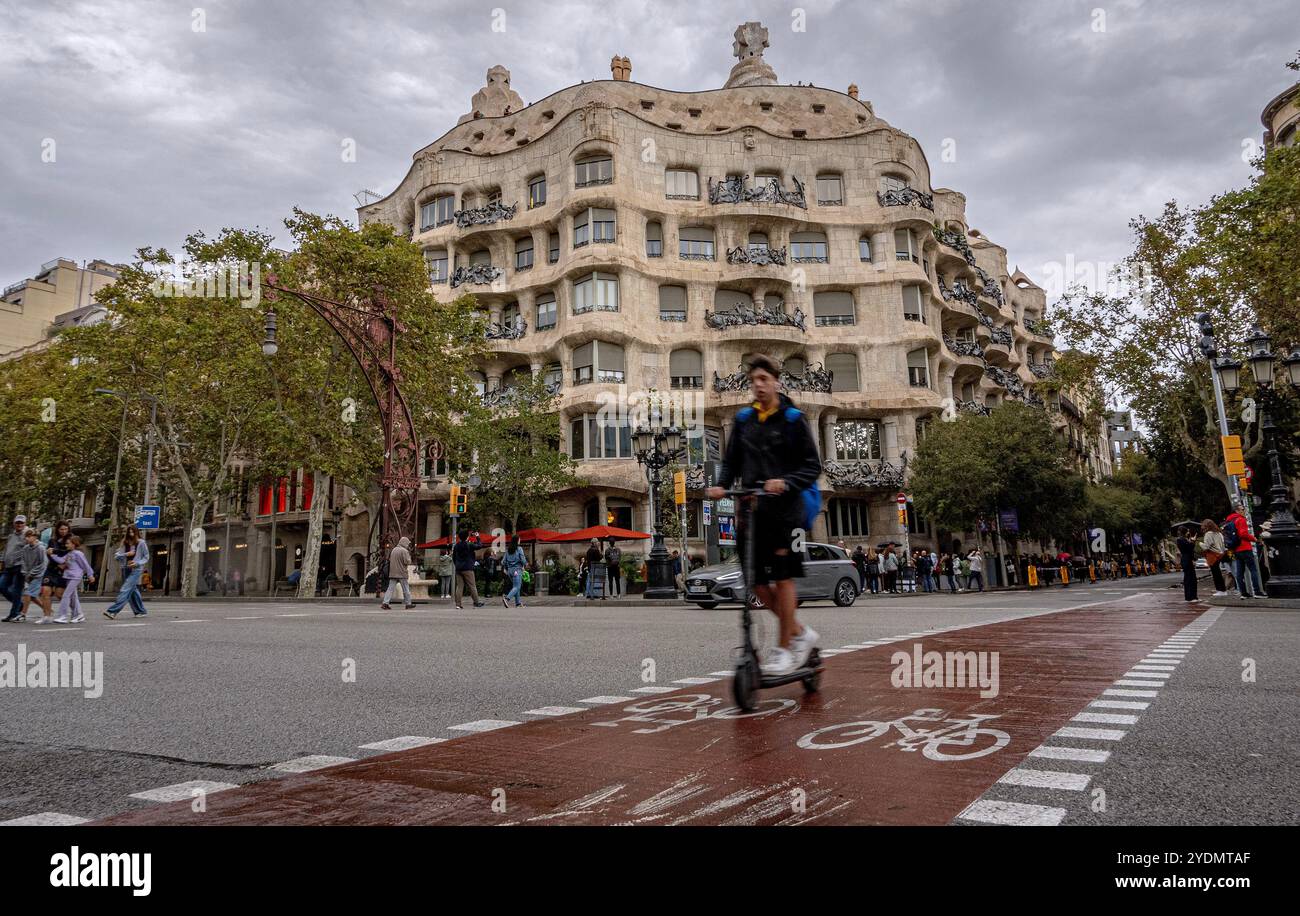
[1261,80,1299,150]
[357,21,1081,554]
[0,257,120,355]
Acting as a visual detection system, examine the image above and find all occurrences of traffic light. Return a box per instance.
[449,484,464,516]
[1221,434,1245,477]
[455,489,467,516]
[1195,312,1217,360]
[673,470,686,505]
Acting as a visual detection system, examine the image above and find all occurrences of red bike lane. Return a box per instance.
[97,594,1202,826]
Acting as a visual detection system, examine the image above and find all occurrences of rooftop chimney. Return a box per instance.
[611,55,631,81]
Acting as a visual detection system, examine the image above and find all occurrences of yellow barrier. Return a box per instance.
[1088,563,1097,583]
[1061,565,1070,586]
[1027,565,1038,588]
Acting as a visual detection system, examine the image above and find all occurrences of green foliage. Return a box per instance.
[910,403,1087,544]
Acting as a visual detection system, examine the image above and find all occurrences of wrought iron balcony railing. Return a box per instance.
[974,266,1005,306]
[453,201,517,229]
[704,303,806,332]
[989,327,1014,348]
[483,316,527,341]
[726,245,787,266]
[938,278,978,307]
[1029,361,1055,379]
[877,186,935,210]
[985,365,1025,397]
[943,335,986,360]
[933,226,977,266]
[1024,318,1051,337]
[708,174,808,209]
[450,264,504,288]
[823,459,907,491]
[958,400,991,416]
[713,361,832,394]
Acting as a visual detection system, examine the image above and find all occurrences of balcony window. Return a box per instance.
[679,227,715,260]
[895,228,918,263]
[571,340,625,386]
[826,353,859,391]
[834,420,881,461]
[753,172,780,190]
[470,371,487,396]
[669,348,703,389]
[815,174,843,205]
[574,207,616,248]
[515,237,534,270]
[902,285,926,323]
[573,272,619,314]
[828,498,870,537]
[570,413,634,459]
[813,291,855,326]
[714,288,752,313]
[791,231,828,263]
[859,236,872,262]
[469,249,492,267]
[575,155,613,187]
[543,363,562,390]
[536,293,557,330]
[424,249,448,284]
[907,348,930,388]
[659,284,687,322]
[548,232,560,264]
[502,302,520,329]
[880,174,907,194]
[421,194,455,230]
[665,169,700,199]
[528,175,547,209]
[646,220,663,257]
[784,356,806,377]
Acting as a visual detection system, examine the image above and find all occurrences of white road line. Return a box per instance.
[130,779,237,803]
[277,613,311,618]
[957,799,1067,826]
[630,686,676,694]
[269,755,355,773]
[840,644,871,649]
[1114,679,1167,688]
[578,696,635,704]
[521,706,588,717]
[170,619,207,624]
[110,622,149,627]
[0,812,90,826]
[448,719,519,732]
[673,676,721,685]
[1030,745,1111,763]
[819,649,849,656]
[1073,711,1139,725]
[1090,700,1149,710]
[1054,726,1126,741]
[1123,671,1171,679]
[359,736,446,751]
[225,616,263,620]
[998,768,1091,791]
[707,670,734,677]
[1104,689,1159,698]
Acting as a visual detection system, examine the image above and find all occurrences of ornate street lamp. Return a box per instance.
[634,424,686,600]
[261,309,279,356]
[1218,323,1300,599]
[1215,357,1242,393]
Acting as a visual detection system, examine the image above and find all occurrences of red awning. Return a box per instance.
[545,525,652,543]
[416,528,561,550]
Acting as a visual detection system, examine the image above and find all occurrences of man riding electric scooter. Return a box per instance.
[706,355,822,676]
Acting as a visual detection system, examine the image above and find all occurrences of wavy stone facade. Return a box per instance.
[360,26,1064,550]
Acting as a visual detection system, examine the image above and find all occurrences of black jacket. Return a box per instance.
[718,393,822,527]
[453,540,477,572]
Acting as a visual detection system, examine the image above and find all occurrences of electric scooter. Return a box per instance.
[724,486,823,711]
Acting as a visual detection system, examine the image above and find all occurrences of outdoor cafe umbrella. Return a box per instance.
[1169,520,1201,533]
[546,525,652,543]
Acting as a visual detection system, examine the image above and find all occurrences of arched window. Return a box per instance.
[902,286,925,322]
[659,285,687,322]
[665,169,700,199]
[543,362,562,390]
[813,291,855,326]
[670,349,703,390]
[747,231,770,255]
[548,231,560,264]
[784,355,806,377]
[575,155,613,187]
[469,370,486,396]
[858,235,872,263]
[528,174,547,209]
[574,208,615,247]
[514,236,534,271]
[791,231,829,263]
[573,272,619,314]
[833,420,880,460]
[535,292,557,330]
[572,340,626,385]
[646,221,663,257]
[469,249,492,267]
[894,228,917,263]
[826,353,859,391]
[815,173,844,205]
[879,173,908,194]
[714,288,752,312]
[907,348,930,388]
[763,292,784,312]
[424,248,448,283]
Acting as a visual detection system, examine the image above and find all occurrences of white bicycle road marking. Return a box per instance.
[796,708,1011,761]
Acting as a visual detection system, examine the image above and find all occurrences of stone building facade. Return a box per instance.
[358,22,1078,556]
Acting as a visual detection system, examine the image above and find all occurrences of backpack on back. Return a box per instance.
[735,405,822,530]
[1222,519,1241,552]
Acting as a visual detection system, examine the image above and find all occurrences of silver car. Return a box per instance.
[683,542,861,609]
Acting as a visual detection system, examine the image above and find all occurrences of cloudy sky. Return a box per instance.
[1,0,1295,302]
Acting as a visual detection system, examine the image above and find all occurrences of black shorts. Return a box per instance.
[42,570,67,590]
[738,510,804,586]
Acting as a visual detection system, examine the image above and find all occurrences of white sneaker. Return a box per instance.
[1213,591,1228,597]
[71,614,86,623]
[53,616,70,624]
[32,616,51,625]
[789,625,820,667]
[760,646,797,676]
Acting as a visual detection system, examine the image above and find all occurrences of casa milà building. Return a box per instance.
[358,22,1065,554]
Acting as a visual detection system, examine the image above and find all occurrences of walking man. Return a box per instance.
[1,515,28,622]
[381,536,415,610]
[453,529,484,609]
[605,538,622,598]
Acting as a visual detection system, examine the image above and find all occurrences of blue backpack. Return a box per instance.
[735,405,823,531]
[1222,519,1241,552]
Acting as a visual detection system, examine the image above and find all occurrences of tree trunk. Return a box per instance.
[181,500,208,598]
[298,470,327,599]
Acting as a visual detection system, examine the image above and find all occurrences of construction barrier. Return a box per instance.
[1027,565,1038,588]
[1061,565,1070,586]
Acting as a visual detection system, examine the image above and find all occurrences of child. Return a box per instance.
[51,535,94,624]
[18,527,48,622]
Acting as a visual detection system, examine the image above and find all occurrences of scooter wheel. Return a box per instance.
[733,659,759,711]
[802,649,822,694]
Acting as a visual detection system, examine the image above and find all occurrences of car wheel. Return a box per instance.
[833,577,858,607]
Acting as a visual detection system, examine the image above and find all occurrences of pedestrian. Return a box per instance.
[958,553,971,591]
[1198,519,1228,597]
[50,535,94,623]
[437,549,454,598]
[671,550,685,595]
[381,536,415,610]
[865,547,880,595]
[1176,525,1198,602]
[37,519,73,625]
[103,525,150,619]
[1224,503,1262,599]
[0,515,29,622]
[231,567,243,596]
[502,535,528,608]
[941,553,958,593]
[916,549,934,593]
[851,544,867,593]
[605,538,623,598]
[16,527,48,622]
[584,537,604,600]
[882,547,899,593]
[452,529,484,609]
[966,549,984,592]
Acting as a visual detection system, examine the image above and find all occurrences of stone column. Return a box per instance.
[820,410,838,460]
[874,229,891,271]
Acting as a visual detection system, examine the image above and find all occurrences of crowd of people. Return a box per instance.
[1176,504,1267,603]
[841,543,988,595]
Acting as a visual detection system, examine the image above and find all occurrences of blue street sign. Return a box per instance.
[134,505,161,530]
[998,509,1019,533]
[702,501,713,527]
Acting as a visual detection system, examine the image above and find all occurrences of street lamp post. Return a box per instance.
[1214,325,1300,599]
[633,425,684,600]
